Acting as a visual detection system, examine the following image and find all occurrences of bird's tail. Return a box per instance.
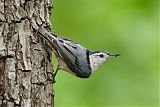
[37,27,58,40]
[37,27,59,50]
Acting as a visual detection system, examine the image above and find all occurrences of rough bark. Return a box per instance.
[0,0,54,107]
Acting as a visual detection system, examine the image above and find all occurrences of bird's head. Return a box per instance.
[89,51,120,73]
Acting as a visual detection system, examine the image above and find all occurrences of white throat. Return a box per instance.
[89,55,107,73]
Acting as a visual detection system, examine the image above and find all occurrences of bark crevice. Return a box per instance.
[0,0,54,107]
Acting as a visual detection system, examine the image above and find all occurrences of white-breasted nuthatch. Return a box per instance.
[37,28,120,78]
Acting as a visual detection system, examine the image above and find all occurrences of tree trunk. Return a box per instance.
[0,0,54,107]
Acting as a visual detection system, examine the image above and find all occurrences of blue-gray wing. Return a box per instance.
[37,27,92,78]
[56,37,92,78]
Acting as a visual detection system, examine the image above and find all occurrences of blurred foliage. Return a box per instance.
[50,0,158,107]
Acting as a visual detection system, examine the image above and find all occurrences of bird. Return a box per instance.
[37,27,120,78]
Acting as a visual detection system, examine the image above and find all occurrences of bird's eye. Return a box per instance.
[99,54,104,58]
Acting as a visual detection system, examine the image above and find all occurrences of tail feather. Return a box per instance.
[37,27,58,50]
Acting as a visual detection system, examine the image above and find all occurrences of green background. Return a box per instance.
[50,0,158,107]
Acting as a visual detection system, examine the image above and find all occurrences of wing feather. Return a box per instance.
[38,28,92,78]
[56,37,92,78]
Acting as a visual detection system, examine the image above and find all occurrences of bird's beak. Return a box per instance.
[108,54,121,58]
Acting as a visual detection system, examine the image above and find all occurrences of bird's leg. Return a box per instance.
[53,68,59,80]
[48,67,59,83]
[46,68,59,83]
[46,58,59,83]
